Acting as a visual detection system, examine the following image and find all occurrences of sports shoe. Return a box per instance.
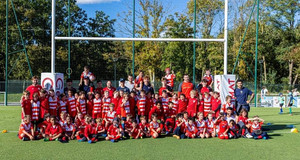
[110,139,115,143]
[278,112,283,114]
[140,136,143,139]
[44,138,49,142]
[166,131,170,135]
[254,136,258,140]
[246,133,253,139]
[130,136,133,139]
[176,135,180,140]
[263,136,268,140]
[78,139,84,142]
[88,140,92,144]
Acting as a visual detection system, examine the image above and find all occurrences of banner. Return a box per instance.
[41,73,64,96]
[215,75,236,104]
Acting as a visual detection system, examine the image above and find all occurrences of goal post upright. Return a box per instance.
[51,0,56,74]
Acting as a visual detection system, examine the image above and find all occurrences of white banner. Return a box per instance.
[41,72,64,96]
[214,75,236,104]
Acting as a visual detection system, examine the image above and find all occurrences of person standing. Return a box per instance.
[64,78,76,95]
[26,76,42,100]
[117,78,130,94]
[177,74,194,98]
[234,80,254,114]
[260,86,268,101]
[125,75,135,92]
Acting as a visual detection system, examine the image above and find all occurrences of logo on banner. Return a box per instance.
[56,78,63,90]
[42,78,54,90]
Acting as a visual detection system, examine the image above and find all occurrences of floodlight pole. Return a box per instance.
[132,0,135,78]
[68,0,71,78]
[224,0,228,75]
[192,0,196,84]
[254,0,259,107]
[51,0,56,73]
[5,0,8,106]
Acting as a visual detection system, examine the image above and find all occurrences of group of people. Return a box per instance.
[18,66,268,143]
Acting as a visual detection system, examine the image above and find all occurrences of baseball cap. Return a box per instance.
[119,78,125,82]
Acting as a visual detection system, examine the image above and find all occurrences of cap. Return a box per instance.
[119,78,125,82]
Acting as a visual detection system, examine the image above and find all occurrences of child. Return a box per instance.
[170,93,179,113]
[18,115,34,141]
[75,112,86,140]
[248,115,268,139]
[129,120,142,139]
[182,111,189,126]
[94,80,104,97]
[78,116,97,143]
[278,93,284,114]
[164,102,176,135]
[195,112,206,139]
[38,113,51,138]
[203,92,212,117]
[92,92,102,119]
[79,66,95,86]
[39,89,49,120]
[102,91,111,118]
[228,120,240,139]
[86,92,94,116]
[205,113,216,138]
[159,77,172,97]
[95,118,106,138]
[153,93,159,104]
[120,93,132,121]
[199,79,212,96]
[105,118,122,142]
[173,113,186,139]
[287,91,293,115]
[104,103,117,129]
[146,91,153,116]
[21,91,31,120]
[67,89,77,119]
[129,91,137,118]
[236,108,251,138]
[150,113,161,139]
[58,93,67,115]
[178,94,188,113]
[139,116,150,138]
[225,107,236,124]
[185,118,198,139]
[187,90,198,117]
[111,91,120,112]
[44,116,63,141]
[137,90,147,118]
[161,90,170,116]
[124,115,133,137]
[48,89,58,117]
[214,113,229,139]
[148,101,165,123]
[221,95,235,114]
[58,112,67,127]
[164,68,176,89]
[31,93,41,131]
[76,91,87,116]
[211,92,221,118]
[63,116,76,141]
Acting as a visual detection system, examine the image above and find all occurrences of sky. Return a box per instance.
[77,0,191,37]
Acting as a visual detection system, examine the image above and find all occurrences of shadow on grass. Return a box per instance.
[263,124,300,132]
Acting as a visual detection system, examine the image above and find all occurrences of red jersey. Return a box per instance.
[103,87,116,98]
[175,120,186,133]
[107,124,120,136]
[77,99,87,115]
[178,99,188,113]
[237,116,248,125]
[111,97,119,111]
[139,123,149,132]
[158,87,169,97]
[130,126,140,138]
[26,85,42,100]
[40,97,49,119]
[200,86,212,96]
[95,123,105,133]
[137,96,147,116]
[165,74,176,88]
[80,71,95,80]
[63,123,76,136]
[129,97,136,116]
[178,82,194,98]
[150,121,160,130]
[102,97,111,117]
[249,121,263,132]
[121,100,131,118]
[84,124,96,137]
[19,122,33,136]
[21,99,32,118]
[148,106,164,121]
[186,123,198,134]
[86,99,93,116]
[48,96,58,116]
[187,98,198,116]
[206,119,215,133]
[94,87,104,97]
[203,74,213,86]
[221,102,235,113]
[38,120,51,131]
[216,120,228,133]
[170,98,179,113]
[105,111,116,123]
[93,98,102,114]
[45,123,63,135]
[31,101,40,121]
[58,100,67,114]
[211,97,221,117]
[161,97,169,115]
[203,96,212,116]
[67,96,77,117]
[75,118,86,133]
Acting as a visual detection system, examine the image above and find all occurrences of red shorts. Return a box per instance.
[92,113,102,119]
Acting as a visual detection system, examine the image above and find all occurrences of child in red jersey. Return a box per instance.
[31,93,40,131]
[124,115,133,137]
[203,92,212,117]
[67,89,77,119]
[161,90,170,116]
[159,77,172,97]
[228,120,240,139]
[248,115,268,139]
[18,115,34,141]
[94,80,104,97]
[104,103,117,129]
[185,117,198,138]
[78,116,97,143]
[205,113,216,138]
[105,118,122,142]
[111,91,120,112]
[214,113,229,139]
[21,91,31,120]
[79,66,95,86]
[236,109,251,138]
[44,116,63,141]
[153,93,159,104]
[63,116,76,140]
[198,79,212,97]
[195,112,206,139]
[148,101,164,123]
[76,91,87,116]
[38,113,51,138]
[86,92,94,116]
[58,93,67,115]
[211,92,221,118]
[173,113,186,139]
[139,116,150,138]
[178,94,188,113]
[95,118,106,138]
[48,89,59,117]
[59,112,67,127]
[150,113,161,139]
[137,90,147,119]
[164,102,176,135]
[120,93,132,121]
[187,90,198,117]
[129,120,142,139]
[39,89,49,120]
[164,68,176,89]
[182,111,189,126]
[75,112,86,139]
[129,91,137,118]
[146,91,154,113]
[170,93,179,113]
[102,91,111,118]
[221,95,235,114]
[92,92,102,119]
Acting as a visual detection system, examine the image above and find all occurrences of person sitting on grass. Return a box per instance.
[214,113,229,140]
[150,113,162,139]
[105,118,122,142]
[63,116,76,141]
[173,113,186,139]
[78,116,97,143]
[248,115,269,140]
[129,120,142,139]
[228,120,240,139]
[18,115,34,141]
[38,113,51,138]
[185,117,198,139]
[44,116,63,142]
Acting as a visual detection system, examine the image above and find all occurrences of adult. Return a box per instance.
[292,88,299,97]
[203,69,214,88]
[79,66,95,86]
[125,75,135,92]
[94,80,104,97]
[26,76,42,100]
[178,74,194,98]
[64,78,76,95]
[117,78,130,94]
[260,86,268,101]
[103,81,116,98]
[137,75,154,95]
[78,77,94,94]
[234,80,254,114]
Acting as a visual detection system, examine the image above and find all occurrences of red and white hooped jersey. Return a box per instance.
[106,111,116,122]
[77,99,87,115]
[195,119,206,132]
[31,101,40,120]
[93,98,102,113]
[123,101,131,115]
[137,97,147,114]
[165,74,176,87]
[186,123,197,132]
[19,122,33,134]
[81,71,95,80]
[63,123,75,133]
[203,74,213,86]
[59,119,66,127]
[59,100,67,113]
[150,121,160,130]
[221,102,235,113]
[171,99,179,113]
[49,96,58,110]
[161,97,169,113]
[68,96,77,112]
[206,119,215,132]
[203,96,212,113]
[102,97,111,114]
[250,122,263,131]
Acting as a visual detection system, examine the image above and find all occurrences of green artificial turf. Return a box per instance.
[1,106,300,160]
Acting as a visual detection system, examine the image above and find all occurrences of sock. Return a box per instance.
[76,135,81,140]
[242,129,245,136]
[91,137,96,141]
[258,135,262,139]
[289,107,292,114]
[280,108,283,112]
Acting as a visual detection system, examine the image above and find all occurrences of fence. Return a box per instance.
[1,80,300,105]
